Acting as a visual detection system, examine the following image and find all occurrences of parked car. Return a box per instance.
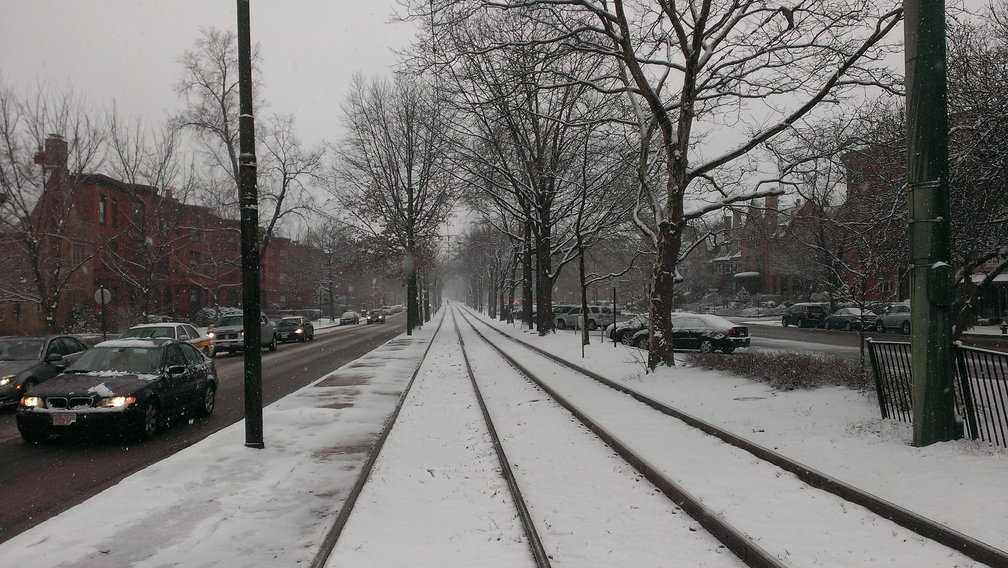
[781,303,829,328]
[275,316,314,342]
[876,301,912,334]
[120,322,215,356]
[823,307,877,331]
[208,313,277,356]
[365,310,386,324]
[15,338,218,442]
[605,315,649,344]
[552,305,579,329]
[631,313,750,354]
[340,311,361,325]
[0,336,89,408]
[559,305,614,330]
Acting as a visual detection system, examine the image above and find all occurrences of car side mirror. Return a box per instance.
[45,353,64,363]
[166,365,187,377]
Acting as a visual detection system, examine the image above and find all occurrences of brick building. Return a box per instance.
[0,134,327,334]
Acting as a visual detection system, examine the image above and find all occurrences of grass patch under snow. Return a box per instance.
[688,351,869,391]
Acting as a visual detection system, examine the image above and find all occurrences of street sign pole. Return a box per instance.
[94,286,111,341]
[237,0,264,449]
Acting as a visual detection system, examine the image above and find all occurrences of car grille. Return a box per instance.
[219,332,239,340]
[46,396,95,409]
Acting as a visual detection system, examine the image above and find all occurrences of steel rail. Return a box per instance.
[461,307,1008,568]
[450,308,552,568]
[310,309,447,568]
[456,308,788,568]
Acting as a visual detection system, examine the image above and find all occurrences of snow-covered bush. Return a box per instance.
[689,351,867,391]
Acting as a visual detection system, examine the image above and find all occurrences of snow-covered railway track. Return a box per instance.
[452,306,746,567]
[456,307,1005,567]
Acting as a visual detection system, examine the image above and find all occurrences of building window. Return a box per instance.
[189,251,200,270]
[98,195,107,225]
[132,200,144,222]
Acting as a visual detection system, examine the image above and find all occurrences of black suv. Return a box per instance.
[781,303,829,328]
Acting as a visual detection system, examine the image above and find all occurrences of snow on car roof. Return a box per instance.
[128,323,186,328]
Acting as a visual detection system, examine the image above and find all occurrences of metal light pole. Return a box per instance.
[905,0,959,445]
[237,0,264,449]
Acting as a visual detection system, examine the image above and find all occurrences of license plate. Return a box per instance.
[52,413,76,426]
[280,333,290,339]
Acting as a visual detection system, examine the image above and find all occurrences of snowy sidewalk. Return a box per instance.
[0,324,438,567]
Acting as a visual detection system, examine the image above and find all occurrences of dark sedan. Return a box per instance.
[276,316,315,342]
[0,336,89,408]
[15,338,217,442]
[823,307,877,331]
[632,313,750,353]
[365,310,386,324]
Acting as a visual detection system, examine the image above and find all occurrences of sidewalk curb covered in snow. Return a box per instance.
[0,325,438,567]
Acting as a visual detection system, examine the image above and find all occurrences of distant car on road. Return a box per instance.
[781,303,829,328]
[823,307,877,331]
[119,322,215,357]
[15,338,218,442]
[631,313,750,354]
[275,316,314,342]
[339,311,361,325]
[208,313,277,356]
[876,301,911,334]
[365,310,385,324]
[0,336,89,409]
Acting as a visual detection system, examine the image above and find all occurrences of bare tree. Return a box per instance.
[333,74,458,334]
[0,82,106,331]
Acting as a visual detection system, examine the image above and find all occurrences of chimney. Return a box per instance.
[765,194,779,228]
[33,134,69,187]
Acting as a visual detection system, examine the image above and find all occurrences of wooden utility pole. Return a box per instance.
[904,0,960,445]
[237,0,264,449]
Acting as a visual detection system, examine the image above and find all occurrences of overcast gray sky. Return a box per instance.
[0,0,415,147]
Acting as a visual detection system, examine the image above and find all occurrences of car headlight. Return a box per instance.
[207,331,215,338]
[0,374,13,386]
[100,396,137,408]
[20,396,42,408]
[240,330,244,337]
[295,328,303,334]
[712,332,726,339]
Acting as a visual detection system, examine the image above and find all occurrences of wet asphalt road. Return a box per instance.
[0,316,405,544]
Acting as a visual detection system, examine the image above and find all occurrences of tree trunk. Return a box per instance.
[647,223,683,369]
[523,220,534,330]
[578,233,589,348]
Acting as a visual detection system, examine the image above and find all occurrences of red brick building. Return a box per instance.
[0,135,326,334]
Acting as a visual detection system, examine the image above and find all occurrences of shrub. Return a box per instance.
[688,351,868,391]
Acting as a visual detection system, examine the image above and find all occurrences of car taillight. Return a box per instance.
[727,327,736,336]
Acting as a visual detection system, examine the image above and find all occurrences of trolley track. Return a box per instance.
[456,306,1005,567]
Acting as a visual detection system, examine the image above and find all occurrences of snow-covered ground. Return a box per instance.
[1,305,1004,566]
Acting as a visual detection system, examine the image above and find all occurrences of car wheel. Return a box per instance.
[699,340,714,353]
[137,400,160,440]
[556,319,567,330]
[619,330,633,345]
[18,423,47,443]
[269,335,278,351]
[196,384,216,418]
[587,319,598,331]
[636,335,649,349]
[876,320,885,333]
[902,321,911,335]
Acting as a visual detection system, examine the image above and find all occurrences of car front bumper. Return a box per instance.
[17,406,143,436]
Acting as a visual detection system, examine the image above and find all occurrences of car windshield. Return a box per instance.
[216,315,244,327]
[278,317,300,325]
[66,345,161,375]
[0,338,45,361]
[120,326,174,339]
[341,312,355,317]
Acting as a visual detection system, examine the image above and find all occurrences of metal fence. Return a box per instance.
[867,339,1008,448]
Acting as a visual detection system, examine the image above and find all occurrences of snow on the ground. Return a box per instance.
[2,305,1005,566]
[472,310,1008,555]
[0,327,436,567]
[327,312,533,567]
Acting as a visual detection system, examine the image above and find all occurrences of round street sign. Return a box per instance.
[94,287,112,305]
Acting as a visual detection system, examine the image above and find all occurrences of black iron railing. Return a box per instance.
[867,339,1008,448]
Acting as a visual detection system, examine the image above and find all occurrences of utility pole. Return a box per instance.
[905,0,960,445]
[237,0,264,449]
